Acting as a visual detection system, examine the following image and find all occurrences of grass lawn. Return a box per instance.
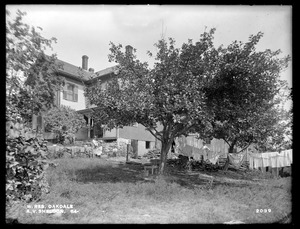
[7,157,292,224]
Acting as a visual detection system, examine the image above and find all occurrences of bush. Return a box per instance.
[6,120,50,204]
[43,105,86,145]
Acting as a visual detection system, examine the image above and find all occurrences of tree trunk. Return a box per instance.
[223,143,235,171]
[159,140,172,175]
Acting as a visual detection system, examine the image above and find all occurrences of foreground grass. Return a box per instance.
[7,157,292,224]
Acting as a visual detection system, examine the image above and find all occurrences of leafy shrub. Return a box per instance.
[43,105,86,145]
[6,120,50,204]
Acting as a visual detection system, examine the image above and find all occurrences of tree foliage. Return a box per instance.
[86,29,218,174]
[43,105,86,144]
[6,9,63,125]
[6,120,50,203]
[203,32,291,154]
[6,9,61,206]
[6,91,50,204]
[85,29,291,173]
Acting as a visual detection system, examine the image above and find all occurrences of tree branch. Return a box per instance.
[237,141,252,154]
[172,122,196,139]
[223,138,230,146]
[146,127,162,141]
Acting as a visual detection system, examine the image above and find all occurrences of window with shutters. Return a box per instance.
[63,83,78,102]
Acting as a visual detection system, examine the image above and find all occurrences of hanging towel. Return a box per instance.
[260,152,278,168]
[288,149,293,164]
[192,147,202,161]
[249,153,263,169]
[261,154,271,167]
[228,152,246,169]
[270,155,278,168]
[282,149,293,165]
[253,156,261,169]
[280,151,290,167]
[208,154,220,165]
[249,155,254,169]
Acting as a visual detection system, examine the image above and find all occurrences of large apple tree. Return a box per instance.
[85,29,218,174]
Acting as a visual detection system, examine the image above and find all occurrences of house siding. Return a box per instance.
[119,124,156,142]
[103,128,117,138]
[138,140,149,156]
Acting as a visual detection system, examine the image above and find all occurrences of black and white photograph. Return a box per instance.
[6,4,292,224]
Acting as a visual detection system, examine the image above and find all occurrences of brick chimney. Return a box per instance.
[82,55,88,70]
[125,45,133,56]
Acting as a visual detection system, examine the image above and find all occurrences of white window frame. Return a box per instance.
[63,82,78,102]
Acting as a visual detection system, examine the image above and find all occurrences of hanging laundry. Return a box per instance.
[277,155,287,167]
[261,154,271,167]
[248,150,293,169]
[286,149,293,164]
[281,149,293,165]
[228,152,246,169]
[201,145,210,161]
[248,153,263,169]
[192,147,202,161]
[269,155,278,168]
[208,154,220,165]
[249,155,254,169]
[254,156,262,169]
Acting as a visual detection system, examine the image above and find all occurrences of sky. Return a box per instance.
[6,5,292,89]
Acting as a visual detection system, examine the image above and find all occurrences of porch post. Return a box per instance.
[87,116,90,139]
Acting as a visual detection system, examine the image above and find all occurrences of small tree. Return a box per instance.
[43,105,86,144]
[85,29,218,174]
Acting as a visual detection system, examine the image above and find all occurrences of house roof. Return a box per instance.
[55,58,118,83]
[56,59,93,82]
[94,65,118,78]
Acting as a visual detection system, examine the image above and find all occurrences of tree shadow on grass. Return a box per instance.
[74,161,146,184]
[72,159,214,189]
[72,158,253,189]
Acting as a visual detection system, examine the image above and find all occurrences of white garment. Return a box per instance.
[270,155,278,168]
[228,152,246,168]
[249,155,254,169]
[277,155,286,167]
[253,156,263,169]
[192,150,202,161]
[261,154,270,167]
[94,146,103,156]
[92,139,99,147]
[208,155,220,165]
[282,149,293,165]
[287,149,293,164]
[249,150,292,169]
[260,152,277,168]
[250,153,263,169]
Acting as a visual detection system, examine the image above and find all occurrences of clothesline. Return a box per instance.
[248,149,292,169]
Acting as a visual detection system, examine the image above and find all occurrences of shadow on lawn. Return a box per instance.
[74,161,146,184]
[66,157,266,190]
[72,159,225,189]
